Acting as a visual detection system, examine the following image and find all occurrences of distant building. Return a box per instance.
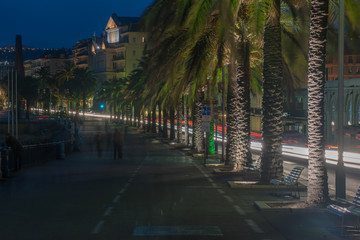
[88,14,146,82]
[326,55,360,80]
[24,49,70,77]
[72,39,92,69]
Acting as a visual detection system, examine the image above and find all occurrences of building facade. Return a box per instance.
[24,51,68,77]
[88,14,146,83]
[72,39,92,69]
[326,55,360,81]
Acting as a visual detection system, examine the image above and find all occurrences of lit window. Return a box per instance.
[142,37,145,43]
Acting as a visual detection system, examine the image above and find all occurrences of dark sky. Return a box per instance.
[0,0,154,49]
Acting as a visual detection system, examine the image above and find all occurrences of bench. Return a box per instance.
[327,186,360,235]
[270,166,304,198]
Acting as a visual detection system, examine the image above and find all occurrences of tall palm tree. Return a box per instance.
[306,0,330,206]
[260,0,284,181]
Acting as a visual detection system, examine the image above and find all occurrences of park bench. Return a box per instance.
[270,166,304,198]
[327,186,360,235]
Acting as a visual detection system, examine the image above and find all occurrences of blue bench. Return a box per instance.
[270,166,304,198]
[327,186,360,235]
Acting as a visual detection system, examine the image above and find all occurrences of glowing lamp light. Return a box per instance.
[100,104,105,109]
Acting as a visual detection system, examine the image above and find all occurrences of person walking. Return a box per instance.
[5,133,23,171]
[113,128,123,160]
[94,126,103,158]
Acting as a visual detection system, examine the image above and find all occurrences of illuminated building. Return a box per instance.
[88,14,146,82]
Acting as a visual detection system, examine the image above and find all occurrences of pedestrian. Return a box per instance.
[94,126,103,158]
[5,133,23,171]
[113,128,123,160]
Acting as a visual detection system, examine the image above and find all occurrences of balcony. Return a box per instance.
[113,55,125,61]
[115,68,125,73]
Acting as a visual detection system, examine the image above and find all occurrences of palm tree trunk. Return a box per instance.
[184,97,189,146]
[192,92,204,153]
[152,105,157,133]
[163,107,168,138]
[170,108,175,140]
[307,0,330,206]
[260,0,284,182]
[225,40,252,171]
[147,108,151,132]
[158,103,162,134]
[177,98,183,143]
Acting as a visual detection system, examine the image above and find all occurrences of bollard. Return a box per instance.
[56,142,65,160]
[0,148,9,178]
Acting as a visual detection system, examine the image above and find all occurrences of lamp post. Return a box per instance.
[336,0,346,199]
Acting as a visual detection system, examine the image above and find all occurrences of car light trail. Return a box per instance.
[82,112,360,170]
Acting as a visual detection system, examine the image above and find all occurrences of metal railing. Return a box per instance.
[1,139,73,176]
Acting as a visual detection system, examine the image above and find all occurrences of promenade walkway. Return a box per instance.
[0,119,357,239]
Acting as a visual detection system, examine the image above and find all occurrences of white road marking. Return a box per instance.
[91,220,104,234]
[119,188,126,194]
[113,195,121,203]
[128,178,134,182]
[217,189,225,194]
[124,182,130,188]
[203,173,209,178]
[223,195,234,203]
[104,207,113,216]
[207,178,214,183]
[233,205,246,216]
[212,183,218,188]
[245,219,264,233]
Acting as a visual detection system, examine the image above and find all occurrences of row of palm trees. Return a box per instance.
[98,0,359,206]
[5,62,98,117]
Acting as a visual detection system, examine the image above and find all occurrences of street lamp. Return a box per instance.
[336,0,346,199]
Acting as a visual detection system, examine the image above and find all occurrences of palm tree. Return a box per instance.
[56,61,75,113]
[306,0,330,206]
[260,0,284,181]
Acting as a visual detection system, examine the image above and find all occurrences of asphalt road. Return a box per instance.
[0,119,354,239]
[0,119,291,240]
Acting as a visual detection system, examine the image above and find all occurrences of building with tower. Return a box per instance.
[88,14,146,83]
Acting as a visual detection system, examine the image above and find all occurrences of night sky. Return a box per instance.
[0,0,154,49]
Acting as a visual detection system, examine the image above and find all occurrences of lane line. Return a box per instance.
[233,205,246,216]
[128,178,134,182]
[203,173,209,178]
[113,195,121,203]
[104,207,113,216]
[91,220,104,234]
[245,219,264,233]
[217,189,225,194]
[119,188,126,194]
[207,178,214,183]
[124,183,130,188]
[223,195,234,203]
[212,183,218,188]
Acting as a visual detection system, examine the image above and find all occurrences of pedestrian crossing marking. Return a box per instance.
[133,225,223,236]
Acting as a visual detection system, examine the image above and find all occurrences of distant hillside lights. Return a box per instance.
[0,46,58,52]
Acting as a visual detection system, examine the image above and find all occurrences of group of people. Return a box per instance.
[94,125,125,160]
[3,122,127,172]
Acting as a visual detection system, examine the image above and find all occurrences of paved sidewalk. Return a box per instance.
[147,130,359,240]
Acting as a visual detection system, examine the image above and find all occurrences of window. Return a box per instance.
[113,62,117,69]
[349,67,352,73]
[133,64,136,69]
[349,56,353,63]
[133,50,136,56]
[357,56,360,63]
[142,37,145,43]
[133,37,136,43]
